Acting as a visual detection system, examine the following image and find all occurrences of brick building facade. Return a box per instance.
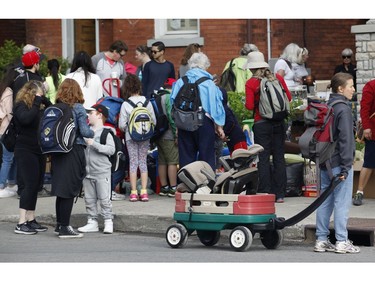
[0,19,368,85]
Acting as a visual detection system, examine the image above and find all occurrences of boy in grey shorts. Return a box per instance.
[78,104,115,234]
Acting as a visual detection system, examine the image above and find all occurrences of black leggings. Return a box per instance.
[15,149,45,210]
[55,196,74,226]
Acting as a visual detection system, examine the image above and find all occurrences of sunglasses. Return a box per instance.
[342,56,351,59]
[152,50,161,54]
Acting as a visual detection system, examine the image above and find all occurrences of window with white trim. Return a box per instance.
[155,19,199,38]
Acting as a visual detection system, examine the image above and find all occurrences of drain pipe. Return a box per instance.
[267,19,271,61]
[246,19,252,44]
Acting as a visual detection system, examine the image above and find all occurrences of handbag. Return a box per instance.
[356,112,375,143]
[0,117,17,152]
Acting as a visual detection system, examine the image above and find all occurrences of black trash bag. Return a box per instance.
[285,162,304,197]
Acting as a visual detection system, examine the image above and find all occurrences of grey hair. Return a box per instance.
[240,43,259,56]
[341,48,353,57]
[280,43,300,63]
[188,52,210,70]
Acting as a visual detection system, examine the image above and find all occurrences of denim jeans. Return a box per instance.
[316,166,353,242]
[0,142,17,189]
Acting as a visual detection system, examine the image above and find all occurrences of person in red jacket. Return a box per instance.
[353,79,375,206]
[244,51,291,203]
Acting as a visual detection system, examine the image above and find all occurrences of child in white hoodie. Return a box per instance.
[78,104,115,234]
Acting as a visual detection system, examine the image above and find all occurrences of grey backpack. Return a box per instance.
[258,77,290,121]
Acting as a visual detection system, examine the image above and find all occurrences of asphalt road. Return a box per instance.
[0,222,374,280]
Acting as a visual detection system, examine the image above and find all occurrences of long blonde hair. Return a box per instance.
[15,80,44,108]
[251,68,277,81]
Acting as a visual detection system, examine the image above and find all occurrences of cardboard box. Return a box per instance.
[315,80,331,92]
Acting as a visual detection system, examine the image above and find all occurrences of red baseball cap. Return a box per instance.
[22,51,40,67]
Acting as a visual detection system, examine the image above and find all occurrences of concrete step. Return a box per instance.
[305,217,375,246]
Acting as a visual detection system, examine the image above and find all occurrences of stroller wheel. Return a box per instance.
[197,230,221,246]
[260,230,283,249]
[166,223,188,248]
[229,226,253,252]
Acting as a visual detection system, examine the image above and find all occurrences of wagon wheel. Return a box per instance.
[166,223,188,248]
[260,230,284,249]
[229,226,253,252]
[196,230,221,246]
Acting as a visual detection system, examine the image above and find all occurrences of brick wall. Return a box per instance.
[0,19,368,82]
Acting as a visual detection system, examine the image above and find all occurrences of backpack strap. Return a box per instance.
[126,99,137,108]
[126,98,149,108]
[229,58,235,69]
[195,76,210,85]
[100,128,110,145]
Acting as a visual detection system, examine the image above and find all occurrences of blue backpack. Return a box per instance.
[96,96,124,127]
[40,103,76,154]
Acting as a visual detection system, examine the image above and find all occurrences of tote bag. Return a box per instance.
[0,117,17,152]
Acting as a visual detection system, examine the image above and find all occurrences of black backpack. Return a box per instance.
[219,58,236,92]
[39,103,76,154]
[172,76,209,132]
[100,128,126,173]
[149,89,169,143]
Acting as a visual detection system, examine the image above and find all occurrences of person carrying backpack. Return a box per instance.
[313,72,359,254]
[50,79,95,239]
[154,79,179,198]
[119,74,156,202]
[78,104,115,234]
[170,52,226,172]
[244,51,292,203]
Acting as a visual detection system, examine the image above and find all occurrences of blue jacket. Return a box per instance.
[170,68,225,126]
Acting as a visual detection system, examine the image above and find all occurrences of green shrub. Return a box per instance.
[0,40,22,78]
[227,91,252,123]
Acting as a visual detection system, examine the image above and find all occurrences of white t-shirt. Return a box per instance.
[274,59,298,88]
[66,68,104,109]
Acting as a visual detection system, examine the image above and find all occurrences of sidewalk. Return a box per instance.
[1,193,375,241]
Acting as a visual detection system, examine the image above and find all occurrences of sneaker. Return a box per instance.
[276,198,284,203]
[0,188,16,198]
[103,219,113,234]
[54,224,60,235]
[314,240,335,252]
[111,191,126,201]
[78,219,99,233]
[168,188,176,197]
[58,225,83,239]
[353,192,363,206]
[27,219,48,232]
[159,186,170,196]
[335,240,360,254]
[14,222,37,235]
[129,193,138,202]
[139,193,149,202]
[38,187,51,197]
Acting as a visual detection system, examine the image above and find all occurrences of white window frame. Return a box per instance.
[155,19,200,38]
[151,19,203,47]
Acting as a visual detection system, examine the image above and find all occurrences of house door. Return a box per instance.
[74,19,96,56]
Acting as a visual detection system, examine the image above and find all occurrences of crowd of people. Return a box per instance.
[0,40,371,254]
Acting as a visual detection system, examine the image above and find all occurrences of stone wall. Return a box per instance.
[352,19,375,94]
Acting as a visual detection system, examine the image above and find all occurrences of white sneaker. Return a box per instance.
[314,240,335,252]
[78,219,99,233]
[0,188,16,198]
[111,191,126,201]
[335,240,360,254]
[103,219,113,234]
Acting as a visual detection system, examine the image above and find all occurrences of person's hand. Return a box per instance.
[364,128,372,140]
[84,137,94,146]
[215,125,225,140]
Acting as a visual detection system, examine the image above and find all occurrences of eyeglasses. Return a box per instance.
[116,50,126,57]
[152,50,161,54]
[342,56,351,59]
